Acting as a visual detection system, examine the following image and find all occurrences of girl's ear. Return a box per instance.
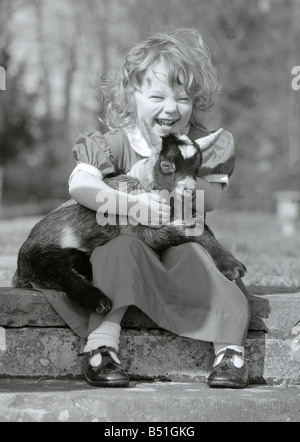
[195,128,223,151]
[126,93,136,113]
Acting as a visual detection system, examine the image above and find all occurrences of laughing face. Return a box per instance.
[133,61,193,140]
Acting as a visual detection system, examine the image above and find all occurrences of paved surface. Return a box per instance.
[0,379,299,422]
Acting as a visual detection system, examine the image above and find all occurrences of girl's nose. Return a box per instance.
[164,99,179,114]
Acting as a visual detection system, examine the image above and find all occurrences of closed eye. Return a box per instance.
[150,96,164,101]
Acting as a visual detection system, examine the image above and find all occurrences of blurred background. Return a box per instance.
[0,0,300,286]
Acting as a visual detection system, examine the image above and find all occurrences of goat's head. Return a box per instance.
[153,134,202,194]
[131,123,223,194]
[152,129,224,195]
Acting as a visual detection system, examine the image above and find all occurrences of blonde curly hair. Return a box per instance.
[98,28,222,130]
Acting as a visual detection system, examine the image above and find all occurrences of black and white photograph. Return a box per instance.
[0,0,299,424]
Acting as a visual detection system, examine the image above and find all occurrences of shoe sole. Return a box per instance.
[86,379,130,388]
[208,380,248,389]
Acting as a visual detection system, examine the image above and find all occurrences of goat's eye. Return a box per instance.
[161,161,176,174]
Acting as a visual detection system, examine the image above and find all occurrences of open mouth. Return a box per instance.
[156,119,178,127]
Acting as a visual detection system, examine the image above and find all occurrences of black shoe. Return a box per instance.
[207,348,249,389]
[81,346,130,387]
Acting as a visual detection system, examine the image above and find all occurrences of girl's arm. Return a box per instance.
[69,170,171,227]
[195,178,223,212]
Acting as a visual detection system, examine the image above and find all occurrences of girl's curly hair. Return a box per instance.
[98,28,222,130]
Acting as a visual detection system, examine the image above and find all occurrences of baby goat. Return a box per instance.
[13,129,246,313]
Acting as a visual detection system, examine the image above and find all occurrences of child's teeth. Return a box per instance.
[157,119,175,126]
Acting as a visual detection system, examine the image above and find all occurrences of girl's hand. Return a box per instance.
[129,192,171,228]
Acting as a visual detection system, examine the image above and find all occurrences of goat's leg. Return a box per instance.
[15,245,112,313]
[195,230,246,280]
[124,224,245,280]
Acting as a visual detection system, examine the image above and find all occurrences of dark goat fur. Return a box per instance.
[13,132,246,313]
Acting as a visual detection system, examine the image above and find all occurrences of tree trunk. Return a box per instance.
[0,166,4,215]
[33,0,52,118]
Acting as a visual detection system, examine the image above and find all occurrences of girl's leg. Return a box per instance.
[81,239,136,387]
[84,307,127,359]
[161,243,251,388]
[160,243,251,345]
[81,235,162,387]
[81,306,129,387]
[82,237,251,388]
[208,280,250,388]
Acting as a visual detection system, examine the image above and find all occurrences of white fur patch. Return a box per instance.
[176,134,193,144]
[60,226,81,249]
[176,177,197,194]
[177,136,197,160]
[128,158,148,179]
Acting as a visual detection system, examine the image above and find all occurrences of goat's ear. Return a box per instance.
[195,128,223,151]
[139,121,162,153]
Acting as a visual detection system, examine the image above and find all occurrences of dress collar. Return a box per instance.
[125,126,152,158]
[125,124,191,158]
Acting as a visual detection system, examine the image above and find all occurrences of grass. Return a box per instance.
[207,210,300,287]
[0,210,299,287]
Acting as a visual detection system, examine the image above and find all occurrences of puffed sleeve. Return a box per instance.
[196,130,236,188]
[69,131,116,183]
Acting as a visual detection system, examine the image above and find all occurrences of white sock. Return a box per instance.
[213,344,245,368]
[84,321,121,366]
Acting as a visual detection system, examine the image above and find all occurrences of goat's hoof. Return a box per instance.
[215,253,246,281]
[95,296,113,314]
[220,259,247,280]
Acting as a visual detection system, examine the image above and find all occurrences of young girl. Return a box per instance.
[46,28,250,388]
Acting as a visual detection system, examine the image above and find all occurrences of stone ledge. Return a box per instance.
[0,327,299,385]
[0,286,299,336]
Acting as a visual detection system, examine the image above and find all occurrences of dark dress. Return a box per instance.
[41,126,250,345]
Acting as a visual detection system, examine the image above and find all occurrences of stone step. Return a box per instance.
[0,327,299,385]
[1,286,299,334]
[0,286,299,385]
[0,379,299,422]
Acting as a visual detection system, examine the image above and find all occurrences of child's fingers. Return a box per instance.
[159,203,171,215]
[146,193,171,217]
[149,192,168,205]
[149,193,170,214]
[153,207,171,226]
[134,192,171,226]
